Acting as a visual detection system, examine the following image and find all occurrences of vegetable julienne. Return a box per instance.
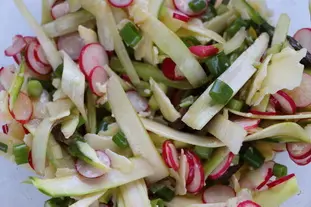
[1,0,311,206]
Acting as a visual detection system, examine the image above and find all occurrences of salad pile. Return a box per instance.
[2,0,311,206]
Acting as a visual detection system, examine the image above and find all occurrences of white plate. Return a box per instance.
[0,0,310,206]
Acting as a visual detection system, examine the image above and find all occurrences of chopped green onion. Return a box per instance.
[53,63,64,78]
[0,142,8,153]
[201,6,217,22]
[273,163,288,178]
[119,22,142,48]
[216,4,229,15]
[205,52,230,78]
[136,81,152,98]
[77,116,85,128]
[96,116,115,133]
[29,78,54,93]
[44,197,75,207]
[27,80,43,98]
[194,146,213,159]
[209,79,233,104]
[242,146,264,169]
[179,95,195,108]
[188,0,207,13]
[151,198,165,207]
[13,143,29,165]
[227,98,244,111]
[112,131,129,149]
[150,183,175,202]
[225,17,249,38]
[9,61,26,110]
[180,36,201,47]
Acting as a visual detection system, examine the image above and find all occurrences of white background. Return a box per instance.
[0,0,310,206]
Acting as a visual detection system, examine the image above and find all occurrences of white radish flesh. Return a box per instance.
[202,185,236,203]
[173,0,208,16]
[162,140,180,171]
[126,91,149,113]
[89,66,109,97]
[186,150,204,193]
[0,66,15,90]
[9,92,33,124]
[34,44,49,66]
[57,32,85,61]
[51,1,70,19]
[23,36,37,44]
[209,152,234,180]
[237,200,261,207]
[286,142,311,159]
[107,0,134,8]
[4,35,27,57]
[294,28,311,52]
[272,91,296,114]
[233,118,260,131]
[26,42,52,75]
[289,153,311,166]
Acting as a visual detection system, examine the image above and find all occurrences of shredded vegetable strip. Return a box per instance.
[120,180,151,207]
[69,191,106,207]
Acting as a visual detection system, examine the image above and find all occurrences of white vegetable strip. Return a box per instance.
[165,196,201,207]
[68,0,82,12]
[61,51,87,120]
[119,180,151,207]
[32,118,55,175]
[29,157,153,197]
[84,134,119,152]
[13,0,62,70]
[107,76,169,183]
[46,99,73,121]
[132,6,207,87]
[69,191,106,207]
[182,33,269,130]
[105,149,133,173]
[204,10,237,33]
[78,25,98,44]
[223,27,246,54]
[271,14,290,47]
[41,0,53,24]
[150,78,181,122]
[206,114,247,154]
[61,109,80,138]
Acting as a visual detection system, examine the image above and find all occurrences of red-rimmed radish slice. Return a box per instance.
[4,35,27,57]
[162,58,185,81]
[0,66,15,90]
[294,28,311,52]
[284,73,311,107]
[266,102,277,113]
[0,123,9,134]
[162,140,180,171]
[271,143,286,152]
[249,109,277,116]
[28,151,35,170]
[24,36,37,44]
[172,10,190,22]
[272,91,296,114]
[202,185,236,203]
[237,200,261,207]
[209,152,234,180]
[120,74,131,83]
[9,93,33,124]
[173,0,208,16]
[126,91,149,113]
[186,150,204,193]
[185,150,195,185]
[79,43,109,77]
[13,53,22,65]
[269,95,281,110]
[233,118,260,131]
[189,45,219,58]
[51,1,70,19]
[107,0,134,8]
[57,32,85,61]
[289,153,311,166]
[75,150,111,178]
[26,42,52,75]
[34,44,49,66]
[267,173,295,189]
[89,66,109,96]
[286,142,311,159]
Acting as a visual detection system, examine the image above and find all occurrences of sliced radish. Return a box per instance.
[233,118,260,131]
[267,173,295,189]
[162,140,180,171]
[186,150,204,193]
[172,10,191,22]
[266,102,277,113]
[185,150,195,185]
[0,124,9,134]
[162,58,185,81]
[23,36,37,44]
[9,93,33,124]
[126,91,149,113]
[272,91,296,114]
[89,66,109,96]
[107,0,134,8]
[120,74,131,83]
[28,151,35,170]
[249,109,277,116]
[51,1,70,19]
[4,35,27,57]
[79,43,109,77]
[294,28,311,53]
[57,32,85,61]
[209,152,234,180]
[202,185,236,203]
[34,44,49,66]
[189,45,219,58]
[286,142,311,159]
[289,153,311,166]
[26,42,52,75]
[271,143,286,152]
[269,95,281,110]
[284,73,311,107]
[13,53,22,65]
[75,150,111,178]
[173,0,208,16]
[0,66,15,90]
[237,200,261,207]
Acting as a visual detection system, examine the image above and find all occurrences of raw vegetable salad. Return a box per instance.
[2,0,311,206]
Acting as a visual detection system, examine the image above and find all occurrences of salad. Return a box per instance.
[1,0,311,206]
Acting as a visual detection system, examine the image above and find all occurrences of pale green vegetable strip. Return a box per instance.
[86,89,97,134]
[132,6,207,87]
[68,0,81,12]
[13,0,62,70]
[150,78,181,122]
[78,25,98,44]
[205,114,247,154]
[271,14,290,47]
[309,0,311,19]
[149,0,164,16]
[29,157,153,197]
[117,190,126,207]
[61,109,80,138]
[107,76,169,183]
[41,0,53,24]
[223,27,246,55]
[43,10,95,38]
[46,99,73,121]
[70,191,106,207]
[105,149,133,173]
[103,65,133,91]
[61,51,87,120]
[120,180,151,207]
[165,197,201,207]
[84,134,119,152]
[182,33,269,130]
[32,118,55,175]
[204,10,237,33]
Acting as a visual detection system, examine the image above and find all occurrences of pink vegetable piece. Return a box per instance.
[88,66,109,97]
[289,153,311,166]
[233,118,260,131]
[294,28,311,53]
[107,0,134,8]
[286,142,311,159]
[57,32,85,61]
[26,42,52,75]
[51,1,70,19]
[162,140,180,171]
[9,92,33,124]
[186,150,204,194]
[267,173,295,189]
[173,0,208,16]
[4,35,27,57]
[237,200,261,207]
[272,91,296,114]
[202,185,236,203]
[185,150,195,185]
[172,10,191,22]
[209,152,234,180]
[126,91,149,113]
[161,58,185,81]
[189,45,219,58]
